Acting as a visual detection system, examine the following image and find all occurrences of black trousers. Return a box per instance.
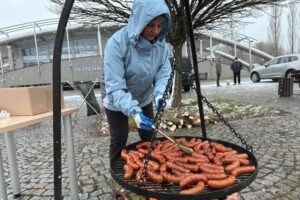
[216,73,221,86]
[105,103,154,160]
[233,72,241,84]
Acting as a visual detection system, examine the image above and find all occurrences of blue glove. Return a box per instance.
[134,112,154,131]
[155,95,164,112]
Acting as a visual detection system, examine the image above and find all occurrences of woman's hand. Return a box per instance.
[134,113,154,131]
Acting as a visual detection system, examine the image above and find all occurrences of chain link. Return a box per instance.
[139,0,177,184]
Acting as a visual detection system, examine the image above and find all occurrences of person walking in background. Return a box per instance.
[215,58,222,87]
[230,57,243,85]
[103,0,172,160]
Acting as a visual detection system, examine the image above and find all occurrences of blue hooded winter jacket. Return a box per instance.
[103,0,172,119]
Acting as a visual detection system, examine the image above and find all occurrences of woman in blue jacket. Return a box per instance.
[103,0,172,159]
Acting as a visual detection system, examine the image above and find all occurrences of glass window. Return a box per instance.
[280,56,289,64]
[268,58,280,65]
[290,56,298,62]
[73,37,98,58]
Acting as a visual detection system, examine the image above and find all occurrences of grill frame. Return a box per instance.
[110,137,258,200]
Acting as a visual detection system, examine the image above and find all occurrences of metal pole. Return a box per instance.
[63,115,79,200]
[53,0,75,198]
[184,0,207,138]
[4,133,21,197]
[249,39,252,68]
[33,24,40,70]
[234,32,237,57]
[66,27,72,66]
[97,25,103,60]
[199,40,203,58]
[0,148,7,200]
[0,50,4,75]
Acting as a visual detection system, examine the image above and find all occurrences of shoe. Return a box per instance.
[217,85,222,87]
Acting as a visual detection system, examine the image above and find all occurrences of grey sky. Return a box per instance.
[0,0,290,45]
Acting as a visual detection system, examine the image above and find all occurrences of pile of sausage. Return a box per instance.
[120,138,256,195]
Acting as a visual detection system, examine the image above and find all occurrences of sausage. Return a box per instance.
[135,158,145,168]
[231,166,256,176]
[159,162,168,172]
[179,174,207,189]
[129,150,145,159]
[216,150,238,157]
[198,165,225,174]
[191,151,208,160]
[123,164,134,180]
[194,141,209,152]
[171,168,192,176]
[147,169,163,183]
[213,154,223,166]
[161,171,184,184]
[121,149,131,160]
[136,168,146,184]
[136,141,151,149]
[175,161,199,172]
[199,162,224,170]
[150,152,166,163]
[210,142,231,152]
[137,148,149,155]
[207,175,236,189]
[128,151,139,161]
[188,156,209,163]
[180,181,205,195]
[203,173,227,180]
[126,157,140,170]
[225,159,240,172]
[162,150,183,157]
[164,154,189,163]
[198,162,224,171]
[147,160,160,171]
[203,144,214,160]
[166,161,191,174]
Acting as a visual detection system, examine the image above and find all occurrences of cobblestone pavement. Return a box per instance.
[0,79,299,199]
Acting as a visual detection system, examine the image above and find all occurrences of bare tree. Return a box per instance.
[49,0,286,107]
[287,0,298,54]
[268,3,283,56]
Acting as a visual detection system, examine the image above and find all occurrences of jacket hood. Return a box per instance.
[127,0,172,44]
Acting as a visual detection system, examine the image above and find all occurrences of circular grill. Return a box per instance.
[110,137,258,200]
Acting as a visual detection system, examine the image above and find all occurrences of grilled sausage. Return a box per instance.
[188,156,209,163]
[207,175,236,189]
[161,171,184,184]
[136,141,151,149]
[203,173,227,180]
[147,169,163,183]
[179,174,207,189]
[198,165,225,174]
[126,157,140,170]
[121,149,131,160]
[136,168,146,184]
[175,161,199,172]
[123,164,134,180]
[180,181,205,195]
[225,159,240,172]
[231,166,256,176]
[198,162,225,171]
[150,152,166,163]
[166,161,191,174]
[159,162,167,172]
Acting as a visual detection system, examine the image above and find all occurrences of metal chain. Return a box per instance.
[139,0,177,184]
[191,85,253,152]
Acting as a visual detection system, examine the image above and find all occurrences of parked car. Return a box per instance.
[250,54,300,82]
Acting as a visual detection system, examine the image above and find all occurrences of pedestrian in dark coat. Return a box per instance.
[230,57,243,85]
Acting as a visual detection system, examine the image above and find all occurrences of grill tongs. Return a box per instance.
[151,125,193,155]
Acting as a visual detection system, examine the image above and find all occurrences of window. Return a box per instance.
[268,58,280,65]
[290,56,298,62]
[280,56,289,64]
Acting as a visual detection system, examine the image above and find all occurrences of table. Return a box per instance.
[0,108,79,200]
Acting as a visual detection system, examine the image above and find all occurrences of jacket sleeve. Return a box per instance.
[153,43,171,97]
[104,38,142,118]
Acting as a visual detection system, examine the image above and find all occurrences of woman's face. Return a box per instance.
[141,17,164,43]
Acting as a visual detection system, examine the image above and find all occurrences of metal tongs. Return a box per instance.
[151,125,193,155]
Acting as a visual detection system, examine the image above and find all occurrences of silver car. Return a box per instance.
[250,54,300,82]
